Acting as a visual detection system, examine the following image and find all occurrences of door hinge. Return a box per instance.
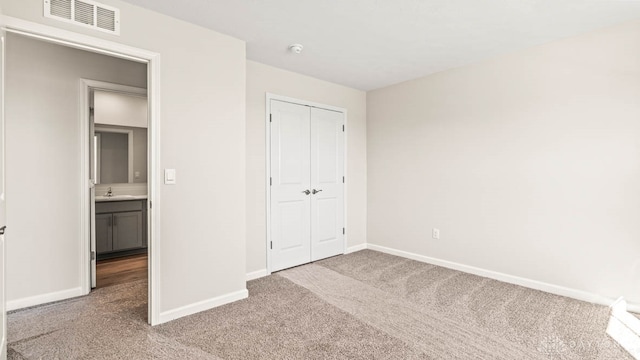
[270,177,272,186]
[149,201,152,209]
[342,124,345,132]
[270,241,273,250]
[91,251,96,261]
[343,227,345,235]
[269,114,272,123]
[342,176,345,183]
[89,107,94,116]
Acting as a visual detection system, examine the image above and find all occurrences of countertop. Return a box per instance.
[95,195,148,202]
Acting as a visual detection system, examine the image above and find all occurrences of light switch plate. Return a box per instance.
[165,169,176,185]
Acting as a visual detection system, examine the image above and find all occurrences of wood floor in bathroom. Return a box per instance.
[96,253,147,288]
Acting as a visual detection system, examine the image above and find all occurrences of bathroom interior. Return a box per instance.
[91,88,148,289]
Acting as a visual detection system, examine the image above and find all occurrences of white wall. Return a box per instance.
[367,20,640,305]
[5,34,147,305]
[94,91,148,128]
[246,61,367,275]
[2,0,247,318]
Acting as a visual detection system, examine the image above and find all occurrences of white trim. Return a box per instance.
[265,94,271,275]
[610,298,640,330]
[79,80,90,296]
[1,16,145,62]
[158,289,248,325]
[2,15,162,325]
[7,287,83,312]
[611,297,628,314]
[0,33,4,203]
[342,109,349,256]
[246,269,268,281]
[1,32,7,358]
[265,93,348,275]
[367,243,640,312]
[94,133,100,183]
[267,93,347,113]
[345,243,367,254]
[147,47,162,327]
[83,80,147,96]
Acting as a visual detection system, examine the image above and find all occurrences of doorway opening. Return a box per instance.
[84,80,149,291]
[2,17,161,325]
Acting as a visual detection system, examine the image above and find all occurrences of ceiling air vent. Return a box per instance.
[43,0,120,35]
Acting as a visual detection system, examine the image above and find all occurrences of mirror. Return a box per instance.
[94,125,147,184]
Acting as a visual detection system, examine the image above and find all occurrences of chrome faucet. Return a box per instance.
[105,187,113,197]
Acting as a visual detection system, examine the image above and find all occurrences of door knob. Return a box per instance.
[302,190,311,195]
[312,189,323,194]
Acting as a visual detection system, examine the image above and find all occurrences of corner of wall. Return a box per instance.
[158,288,248,325]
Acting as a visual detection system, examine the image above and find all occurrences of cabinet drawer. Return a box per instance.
[96,200,144,214]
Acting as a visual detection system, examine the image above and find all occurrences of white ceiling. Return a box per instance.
[121,0,640,91]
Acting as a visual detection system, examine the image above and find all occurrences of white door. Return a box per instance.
[269,99,345,272]
[310,107,345,261]
[0,31,8,359]
[270,100,312,272]
[89,105,97,288]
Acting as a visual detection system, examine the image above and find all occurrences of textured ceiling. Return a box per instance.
[121,0,640,90]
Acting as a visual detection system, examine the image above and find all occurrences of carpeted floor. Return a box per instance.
[7,250,634,359]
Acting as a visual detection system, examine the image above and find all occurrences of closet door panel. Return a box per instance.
[310,107,345,261]
[270,100,312,272]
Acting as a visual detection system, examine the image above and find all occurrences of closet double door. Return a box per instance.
[270,99,345,272]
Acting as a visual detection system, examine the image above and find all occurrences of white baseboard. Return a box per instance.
[346,243,367,254]
[246,244,367,281]
[367,243,640,312]
[7,286,84,311]
[158,289,248,324]
[627,303,640,314]
[247,269,268,281]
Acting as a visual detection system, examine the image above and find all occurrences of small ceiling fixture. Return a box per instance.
[289,44,304,54]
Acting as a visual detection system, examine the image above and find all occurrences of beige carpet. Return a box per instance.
[7,250,633,359]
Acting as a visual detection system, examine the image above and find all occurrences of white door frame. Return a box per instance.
[0,15,163,325]
[265,93,348,274]
[82,80,147,290]
[0,29,7,360]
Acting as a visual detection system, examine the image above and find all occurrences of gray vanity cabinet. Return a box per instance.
[95,200,147,259]
[96,214,113,253]
[113,212,143,250]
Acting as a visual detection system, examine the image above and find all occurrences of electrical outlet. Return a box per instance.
[432,228,440,240]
